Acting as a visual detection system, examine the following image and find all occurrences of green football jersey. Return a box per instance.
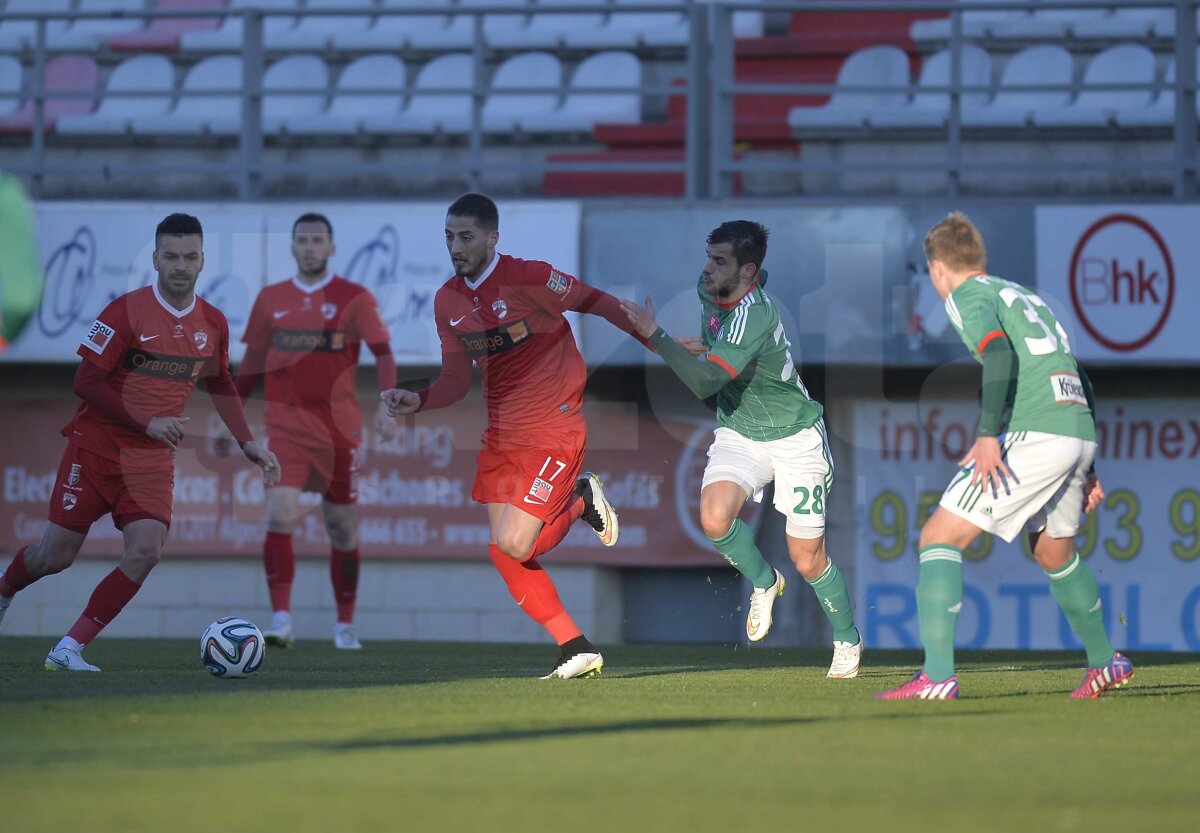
[698,277,823,441]
[945,274,1095,441]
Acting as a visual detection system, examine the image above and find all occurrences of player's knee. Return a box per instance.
[33,544,74,576]
[788,543,825,580]
[326,520,356,551]
[123,541,162,573]
[699,504,736,540]
[266,516,294,534]
[495,534,533,563]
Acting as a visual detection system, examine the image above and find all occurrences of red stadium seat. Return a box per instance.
[107,0,223,53]
[0,55,98,135]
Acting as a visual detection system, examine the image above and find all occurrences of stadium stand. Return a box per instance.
[520,51,643,133]
[0,0,72,51]
[284,54,407,135]
[0,54,97,135]
[130,53,240,135]
[107,0,223,52]
[56,54,174,135]
[1032,43,1156,126]
[0,54,20,117]
[867,45,992,128]
[47,0,146,50]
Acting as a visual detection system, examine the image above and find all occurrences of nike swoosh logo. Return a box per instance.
[273,310,290,319]
[449,316,466,326]
[139,334,158,342]
[516,595,526,606]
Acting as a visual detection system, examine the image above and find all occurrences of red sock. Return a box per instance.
[526,495,586,561]
[66,567,141,645]
[488,544,582,644]
[330,547,359,624]
[263,531,295,612]
[0,545,35,598]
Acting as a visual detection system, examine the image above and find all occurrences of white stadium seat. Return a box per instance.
[265,0,373,50]
[0,0,72,50]
[477,51,563,132]
[48,0,145,49]
[358,0,473,50]
[869,45,991,128]
[286,55,406,135]
[564,0,690,49]
[360,52,473,134]
[1073,7,1172,39]
[1114,49,1199,128]
[180,0,297,51]
[988,0,1111,40]
[520,51,642,133]
[57,55,174,135]
[487,0,606,49]
[910,0,1028,43]
[0,56,22,117]
[1034,44,1155,127]
[260,55,329,133]
[788,45,911,130]
[960,44,1072,127]
[132,55,241,135]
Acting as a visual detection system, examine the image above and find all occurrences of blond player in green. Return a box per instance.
[622,221,862,679]
[878,212,1132,701]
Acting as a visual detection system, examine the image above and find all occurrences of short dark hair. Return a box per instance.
[447,192,499,231]
[292,212,333,238]
[707,220,768,271]
[155,212,203,247]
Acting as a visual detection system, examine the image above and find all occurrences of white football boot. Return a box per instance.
[827,638,863,679]
[263,611,294,648]
[45,642,101,672]
[540,651,604,680]
[746,569,785,643]
[333,623,362,650]
[576,472,619,547]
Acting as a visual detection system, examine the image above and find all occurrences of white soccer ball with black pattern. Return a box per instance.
[200,617,265,678]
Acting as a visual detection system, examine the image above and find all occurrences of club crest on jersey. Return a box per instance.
[62,493,77,511]
[67,463,82,487]
[83,320,115,355]
[194,331,208,349]
[491,299,508,319]
[708,313,720,335]
[546,270,571,296]
[321,302,337,321]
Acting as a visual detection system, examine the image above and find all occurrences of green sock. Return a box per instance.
[917,545,963,682]
[806,559,859,645]
[709,519,776,589]
[1047,553,1115,669]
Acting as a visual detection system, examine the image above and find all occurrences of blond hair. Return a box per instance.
[923,211,987,272]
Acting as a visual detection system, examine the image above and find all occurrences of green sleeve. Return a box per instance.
[948,280,1004,359]
[977,336,1016,437]
[648,327,730,400]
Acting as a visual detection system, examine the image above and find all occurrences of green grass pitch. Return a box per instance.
[2,638,1198,833]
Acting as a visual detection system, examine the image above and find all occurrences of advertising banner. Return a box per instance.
[3,201,581,364]
[1035,205,1198,364]
[0,397,737,569]
[852,398,1200,652]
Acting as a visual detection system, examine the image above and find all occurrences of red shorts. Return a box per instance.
[269,437,359,504]
[47,442,173,533]
[472,426,586,523]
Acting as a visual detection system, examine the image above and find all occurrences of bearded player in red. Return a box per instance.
[0,213,280,671]
[383,193,648,679]
[236,213,397,650]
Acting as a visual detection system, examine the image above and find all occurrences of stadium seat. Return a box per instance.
[910,0,1028,43]
[260,55,329,134]
[787,45,910,130]
[1114,48,1200,128]
[0,56,22,117]
[49,0,145,50]
[356,0,472,51]
[987,0,1111,40]
[57,55,174,135]
[1149,8,1200,38]
[1033,44,1155,127]
[131,54,240,135]
[520,51,642,133]
[179,0,297,51]
[360,52,473,134]
[564,0,690,49]
[108,0,223,52]
[1072,7,1171,39]
[265,0,373,50]
[0,54,98,134]
[960,44,1071,127]
[285,54,406,135]
[487,0,606,49]
[478,52,563,133]
[869,45,991,128]
[0,0,72,51]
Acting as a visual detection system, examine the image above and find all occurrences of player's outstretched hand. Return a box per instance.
[676,336,707,357]
[374,399,398,441]
[959,436,1017,499]
[146,415,190,450]
[1083,472,1104,513]
[620,295,659,338]
[241,440,281,487]
[381,388,420,417]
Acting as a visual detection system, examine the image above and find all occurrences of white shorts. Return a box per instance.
[939,430,1096,543]
[701,422,834,539]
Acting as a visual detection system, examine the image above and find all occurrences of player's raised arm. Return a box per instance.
[621,295,736,400]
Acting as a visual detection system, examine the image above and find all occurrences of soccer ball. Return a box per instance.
[200,617,265,678]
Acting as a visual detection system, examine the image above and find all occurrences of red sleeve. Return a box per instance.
[204,372,255,446]
[350,289,391,346]
[566,283,653,349]
[522,261,652,348]
[241,292,272,350]
[370,343,397,393]
[235,346,266,400]
[76,296,128,372]
[416,289,472,411]
[73,360,152,432]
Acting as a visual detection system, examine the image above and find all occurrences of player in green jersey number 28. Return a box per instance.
[622,221,863,679]
[877,212,1132,701]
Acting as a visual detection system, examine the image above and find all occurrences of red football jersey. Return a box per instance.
[432,254,590,434]
[242,274,389,449]
[64,284,230,466]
